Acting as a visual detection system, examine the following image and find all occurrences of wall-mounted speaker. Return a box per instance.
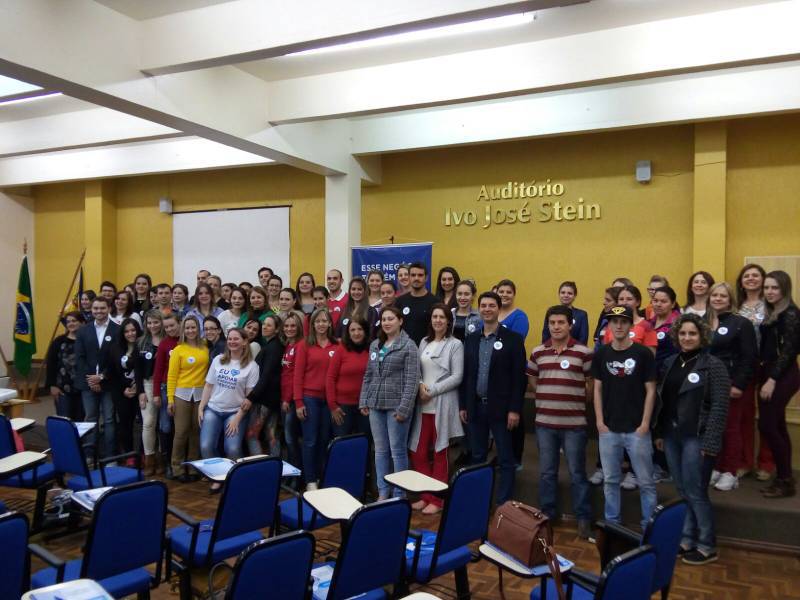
[636,160,652,184]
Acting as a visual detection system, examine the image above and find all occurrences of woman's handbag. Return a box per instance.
[487,501,565,600]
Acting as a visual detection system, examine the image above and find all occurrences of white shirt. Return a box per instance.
[205,356,260,413]
[94,319,109,347]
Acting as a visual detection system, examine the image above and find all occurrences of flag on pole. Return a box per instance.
[14,256,36,376]
[64,267,84,313]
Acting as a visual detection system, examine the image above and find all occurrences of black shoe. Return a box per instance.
[577,519,593,540]
[682,550,718,565]
[677,545,693,557]
[762,478,796,498]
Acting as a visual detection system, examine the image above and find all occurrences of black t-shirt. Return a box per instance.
[394,292,437,346]
[591,342,657,433]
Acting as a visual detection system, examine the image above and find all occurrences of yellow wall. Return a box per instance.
[363,126,696,347]
[33,182,85,355]
[726,113,800,280]
[32,166,324,356]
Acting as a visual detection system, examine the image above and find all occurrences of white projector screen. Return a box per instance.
[172,206,290,289]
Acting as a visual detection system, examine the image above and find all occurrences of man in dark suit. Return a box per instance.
[460,291,527,504]
[74,296,120,457]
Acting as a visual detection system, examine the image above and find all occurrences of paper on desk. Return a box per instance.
[74,422,96,437]
[184,457,301,481]
[29,579,113,600]
[72,487,112,511]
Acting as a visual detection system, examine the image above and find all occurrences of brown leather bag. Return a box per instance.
[488,501,565,600]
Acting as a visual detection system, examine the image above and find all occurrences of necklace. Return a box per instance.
[680,354,699,368]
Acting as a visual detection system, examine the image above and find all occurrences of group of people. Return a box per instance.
[46,261,799,566]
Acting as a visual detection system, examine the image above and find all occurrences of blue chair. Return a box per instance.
[595,498,687,599]
[313,498,411,600]
[405,463,494,599]
[224,531,315,600]
[530,544,657,600]
[0,414,55,530]
[46,416,141,490]
[167,455,283,599]
[30,480,168,599]
[0,511,30,599]
[280,433,369,531]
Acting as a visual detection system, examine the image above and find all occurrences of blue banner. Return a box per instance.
[351,242,433,290]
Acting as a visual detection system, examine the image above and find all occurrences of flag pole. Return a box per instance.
[28,249,86,401]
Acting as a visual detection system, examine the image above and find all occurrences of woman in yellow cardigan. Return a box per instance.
[167,316,209,482]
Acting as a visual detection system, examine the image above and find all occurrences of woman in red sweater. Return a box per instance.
[151,312,181,478]
[327,316,371,437]
[280,312,305,482]
[293,308,338,490]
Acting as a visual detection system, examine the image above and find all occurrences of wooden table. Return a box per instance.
[384,470,448,495]
[0,397,31,419]
[303,487,363,521]
[10,417,36,432]
[0,450,47,478]
[23,578,113,599]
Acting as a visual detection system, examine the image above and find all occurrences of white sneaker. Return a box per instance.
[714,472,739,491]
[306,482,318,491]
[589,468,604,485]
[621,472,638,490]
[709,470,722,487]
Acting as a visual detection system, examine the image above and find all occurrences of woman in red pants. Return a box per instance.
[408,304,464,514]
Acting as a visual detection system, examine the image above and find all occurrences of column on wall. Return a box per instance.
[325,163,362,281]
[692,122,727,277]
[83,180,117,287]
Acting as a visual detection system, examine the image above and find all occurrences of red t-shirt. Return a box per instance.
[293,339,338,407]
[603,319,657,348]
[152,336,179,395]
[327,292,349,328]
[326,346,369,410]
[281,342,297,403]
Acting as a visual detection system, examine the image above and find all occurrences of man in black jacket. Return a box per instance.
[74,296,120,457]
[460,291,527,503]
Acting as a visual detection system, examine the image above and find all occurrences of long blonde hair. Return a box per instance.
[220,328,253,367]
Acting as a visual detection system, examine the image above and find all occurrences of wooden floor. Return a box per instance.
[5,476,800,600]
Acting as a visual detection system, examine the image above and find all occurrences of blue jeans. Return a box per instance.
[283,402,303,479]
[599,430,657,529]
[300,397,331,483]
[332,404,371,438]
[200,407,245,460]
[81,390,115,458]
[536,426,592,521]
[469,403,515,504]
[369,408,411,498]
[663,430,717,553]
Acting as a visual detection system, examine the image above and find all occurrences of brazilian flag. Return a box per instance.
[14,256,36,376]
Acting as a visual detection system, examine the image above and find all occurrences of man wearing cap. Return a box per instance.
[528,304,594,539]
[460,291,527,504]
[591,305,658,529]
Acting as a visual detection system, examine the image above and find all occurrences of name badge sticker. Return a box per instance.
[334,306,341,312]
[370,352,377,361]
[188,356,196,364]
[624,358,636,370]
[105,335,112,342]
[628,331,635,339]
[328,350,335,358]
[493,340,503,351]
[145,352,153,360]
[657,331,666,340]
[560,359,570,370]
[688,373,700,384]
[756,312,764,320]
[342,318,349,326]
[402,307,410,316]
[121,355,128,364]
[467,323,476,333]
[717,327,728,335]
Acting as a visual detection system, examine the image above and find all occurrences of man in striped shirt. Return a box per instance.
[527,304,594,539]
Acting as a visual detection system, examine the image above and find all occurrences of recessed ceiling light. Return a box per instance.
[0,92,63,106]
[289,12,535,57]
